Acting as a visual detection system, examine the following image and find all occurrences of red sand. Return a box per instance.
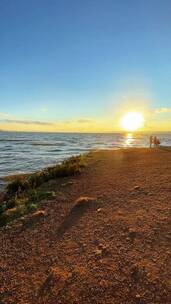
[0,148,171,303]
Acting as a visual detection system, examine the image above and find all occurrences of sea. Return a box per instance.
[0,131,170,183]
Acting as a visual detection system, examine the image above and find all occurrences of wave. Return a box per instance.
[31,142,56,146]
[0,139,30,142]
[49,149,62,152]
[31,141,68,147]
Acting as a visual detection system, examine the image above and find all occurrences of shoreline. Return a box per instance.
[0,147,148,191]
[0,146,170,191]
[0,148,135,190]
[0,131,171,181]
[0,145,171,181]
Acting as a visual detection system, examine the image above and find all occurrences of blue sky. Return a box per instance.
[0,0,171,131]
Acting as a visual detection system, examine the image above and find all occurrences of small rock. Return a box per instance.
[118,210,123,215]
[98,244,107,250]
[74,196,99,209]
[23,210,46,227]
[134,186,141,191]
[4,207,17,216]
[94,249,102,256]
[32,210,46,218]
[97,208,102,212]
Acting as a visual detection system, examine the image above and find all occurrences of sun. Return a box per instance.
[120,112,144,132]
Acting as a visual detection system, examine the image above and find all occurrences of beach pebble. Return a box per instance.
[135,294,141,299]
[32,210,46,218]
[118,210,123,215]
[74,196,98,209]
[22,210,46,228]
[98,243,107,250]
[134,185,141,191]
[94,249,102,256]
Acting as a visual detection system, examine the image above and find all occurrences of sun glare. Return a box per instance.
[120,112,144,132]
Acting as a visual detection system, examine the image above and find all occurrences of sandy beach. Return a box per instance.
[0,148,171,303]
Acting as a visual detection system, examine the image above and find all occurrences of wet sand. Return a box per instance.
[0,148,171,303]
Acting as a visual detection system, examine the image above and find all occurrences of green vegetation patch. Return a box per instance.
[0,155,86,227]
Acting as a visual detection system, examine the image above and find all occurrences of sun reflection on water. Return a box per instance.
[125,133,134,146]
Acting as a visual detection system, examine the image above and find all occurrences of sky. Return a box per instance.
[0,0,171,132]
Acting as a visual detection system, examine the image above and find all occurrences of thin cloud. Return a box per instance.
[1,119,54,126]
[154,108,171,114]
[77,119,94,123]
[63,120,72,124]
[0,112,11,118]
[61,119,95,124]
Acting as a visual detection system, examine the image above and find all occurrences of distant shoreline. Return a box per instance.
[1,130,171,134]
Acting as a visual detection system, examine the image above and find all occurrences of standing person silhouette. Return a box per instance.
[149,135,153,148]
[154,136,158,147]
[156,137,161,147]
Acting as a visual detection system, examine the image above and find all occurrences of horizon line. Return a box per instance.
[0,130,171,134]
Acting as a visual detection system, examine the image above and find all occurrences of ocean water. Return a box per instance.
[0,131,171,179]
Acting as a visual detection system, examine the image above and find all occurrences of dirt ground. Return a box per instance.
[0,148,171,304]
